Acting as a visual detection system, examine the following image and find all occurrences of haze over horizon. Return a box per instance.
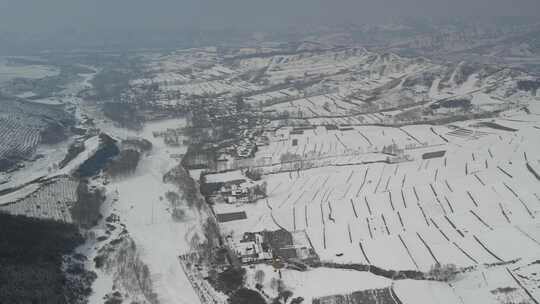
[1,0,540,34]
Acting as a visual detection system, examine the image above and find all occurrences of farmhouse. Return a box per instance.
[382,143,404,156]
[202,169,267,204]
[222,183,250,204]
[231,229,319,265]
[216,179,266,204]
[233,232,273,263]
[387,154,413,163]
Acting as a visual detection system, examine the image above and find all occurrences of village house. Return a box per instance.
[233,232,273,264]
[232,230,319,265]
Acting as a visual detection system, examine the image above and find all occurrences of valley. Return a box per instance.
[1,26,540,304]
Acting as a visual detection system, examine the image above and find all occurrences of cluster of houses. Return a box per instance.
[230,230,319,265]
[235,138,257,158]
[219,179,267,204]
[221,181,253,204]
[233,129,269,158]
[381,143,414,164]
[206,131,270,171]
[202,170,267,205]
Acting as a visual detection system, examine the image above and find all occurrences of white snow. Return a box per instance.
[93,118,203,304]
[394,280,462,304]
[246,264,391,303]
[56,136,101,176]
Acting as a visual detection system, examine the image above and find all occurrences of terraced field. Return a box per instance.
[0,176,79,223]
[0,98,74,171]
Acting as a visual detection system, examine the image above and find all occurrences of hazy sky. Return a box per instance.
[1,0,539,33]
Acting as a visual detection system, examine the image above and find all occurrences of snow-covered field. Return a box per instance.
[2,42,540,304]
[245,264,392,303]
[253,124,445,165]
[209,102,540,303]
[0,176,78,222]
[220,117,540,271]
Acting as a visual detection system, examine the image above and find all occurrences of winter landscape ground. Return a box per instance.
[1,18,540,304]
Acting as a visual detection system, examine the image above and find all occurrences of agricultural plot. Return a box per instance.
[0,117,41,166]
[133,63,235,87]
[254,124,447,165]
[141,45,540,304]
[244,88,303,107]
[393,280,462,304]
[0,98,74,171]
[244,264,392,304]
[511,261,540,302]
[0,176,78,223]
[232,49,433,87]
[160,79,258,96]
[142,47,219,73]
[44,43,540,304]
[448,262,540,304]
[131,72,192,86]
[214,118,540,274]
[265,94,360,118]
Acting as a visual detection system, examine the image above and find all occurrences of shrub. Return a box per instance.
[246,168,263,181]
[165,191,181,207]
[163,164,205,209]
[76,133,119,177]
[71,180,105,228]
[214,267,246,294]
[280,290,293,303]
[106,149,141,177]
[428,263,457,281]
[172,208,186,222]
[229,288,266,304]
[253,182,267,198]
[291,297,305,304]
